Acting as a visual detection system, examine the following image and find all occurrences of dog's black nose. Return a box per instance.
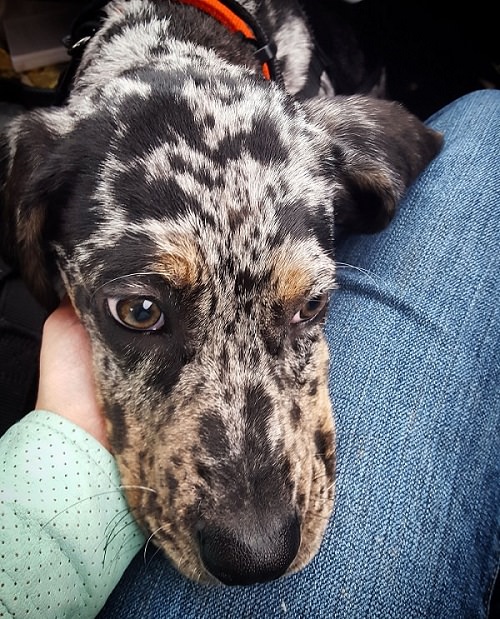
[198,513,300,586]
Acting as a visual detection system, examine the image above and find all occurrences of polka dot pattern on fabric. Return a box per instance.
[0,411,145,618]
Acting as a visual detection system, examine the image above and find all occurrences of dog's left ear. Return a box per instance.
[1,109,71,310]
[303,95,443,233]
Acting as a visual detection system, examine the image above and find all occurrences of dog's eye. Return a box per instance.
[107,297,165,331]
[291,293,328,325]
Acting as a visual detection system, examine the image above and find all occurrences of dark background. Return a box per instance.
[309,0,499,120]
[0,0,499,117]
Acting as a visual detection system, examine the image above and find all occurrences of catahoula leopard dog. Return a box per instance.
[0,0,442,585]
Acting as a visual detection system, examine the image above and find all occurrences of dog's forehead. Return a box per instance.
[62,73,335,290]
[86,69,331,187]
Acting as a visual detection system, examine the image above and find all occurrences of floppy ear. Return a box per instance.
[303,95,443,233]
[1,110,71,310]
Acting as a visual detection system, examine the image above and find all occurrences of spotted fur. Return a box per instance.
[1,0,442,585]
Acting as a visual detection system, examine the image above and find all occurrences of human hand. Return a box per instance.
[35,297,109,449]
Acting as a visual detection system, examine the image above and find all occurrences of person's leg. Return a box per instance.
[99,90,500,619]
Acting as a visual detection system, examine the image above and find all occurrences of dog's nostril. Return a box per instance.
[198,513,300,586]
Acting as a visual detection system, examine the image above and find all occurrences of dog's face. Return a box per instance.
[1,66,442,584]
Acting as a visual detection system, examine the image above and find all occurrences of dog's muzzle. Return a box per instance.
[198,511,301,585]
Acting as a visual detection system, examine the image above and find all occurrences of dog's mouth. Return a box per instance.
[123,471,334,586]
[115,396,335,586]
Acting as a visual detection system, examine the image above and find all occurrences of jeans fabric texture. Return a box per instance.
[99,90,500,618]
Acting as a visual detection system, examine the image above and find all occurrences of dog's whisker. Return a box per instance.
[91,272,160,299]
[103,518,139,554]
[192,565,206,584]
[336,261,379,277]
[119,484,158,495]
[103,506,134,541]
[307,511,331,523]
[177,554,202,582]
[143,525,168,564]
[103,520,143,566]
[312,477,336,490]
[108,527,149,567]
[336,261,383,291]
[41,489,134,528]
[312,472,331,482]
[144,544,164,570]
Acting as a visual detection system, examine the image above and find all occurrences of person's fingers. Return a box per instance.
[35,298,109,449]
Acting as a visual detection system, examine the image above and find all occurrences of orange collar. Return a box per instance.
[176,0,277,80]
[57,0,280,104]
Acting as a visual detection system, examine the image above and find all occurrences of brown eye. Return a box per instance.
[107,297,165,331]
[291,293,328,325]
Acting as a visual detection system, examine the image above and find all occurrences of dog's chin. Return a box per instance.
[134,501,334,587]
[116,441,335,587]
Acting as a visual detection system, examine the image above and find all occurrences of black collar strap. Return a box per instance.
[55,0,282,104]
[55,0,108,104]
[178,0,281,82]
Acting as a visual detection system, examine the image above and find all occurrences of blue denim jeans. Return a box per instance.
[99,90,500,618]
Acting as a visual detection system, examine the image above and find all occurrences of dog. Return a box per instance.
[0,0,442,586]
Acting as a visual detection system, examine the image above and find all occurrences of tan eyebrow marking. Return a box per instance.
[273,263,314,304]
[151,234,205,288]
[271,242,336,304]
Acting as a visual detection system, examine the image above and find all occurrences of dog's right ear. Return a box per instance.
[1,109,71,310]
[303,95,443,233]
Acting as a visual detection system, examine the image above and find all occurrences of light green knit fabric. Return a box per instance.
[0,411,145,618]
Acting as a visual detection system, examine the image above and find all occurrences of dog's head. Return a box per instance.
[1,67,441,584]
